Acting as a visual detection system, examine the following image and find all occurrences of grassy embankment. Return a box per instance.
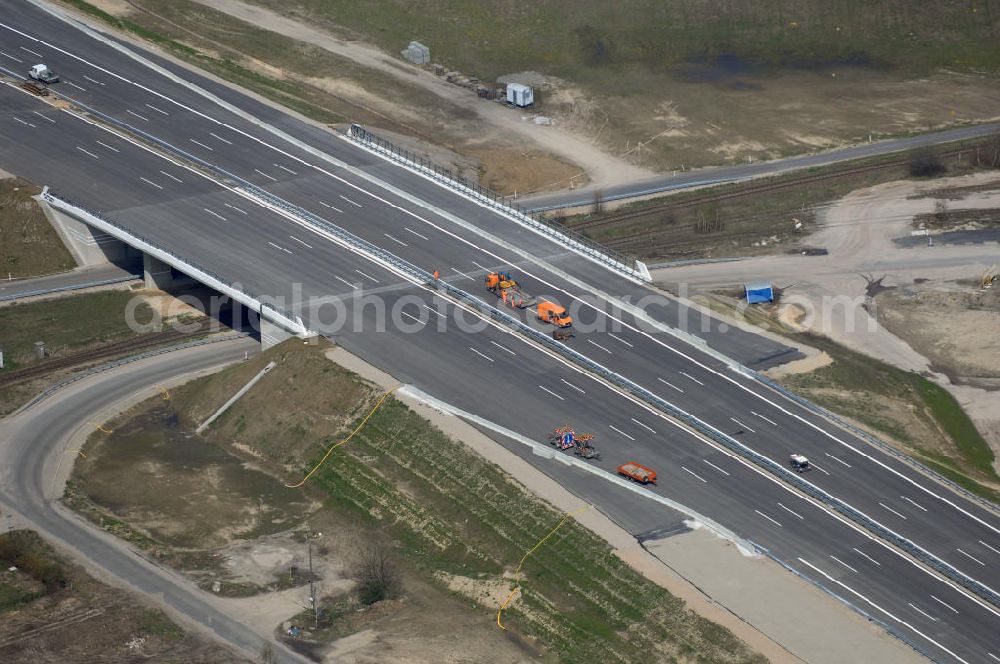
[696,296,999,502]
[0,178,75,279]
[0,290,156,415]
[68,338,764,664]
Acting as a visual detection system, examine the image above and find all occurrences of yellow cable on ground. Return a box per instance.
[497,504,591,630]
[284,387,397,489]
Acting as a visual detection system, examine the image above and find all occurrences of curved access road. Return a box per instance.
[0,336,307,664]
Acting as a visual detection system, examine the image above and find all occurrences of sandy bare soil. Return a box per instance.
[164,0,653,193]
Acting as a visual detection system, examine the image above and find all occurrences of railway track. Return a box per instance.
[0,319,212,389]
[566,143,981,234]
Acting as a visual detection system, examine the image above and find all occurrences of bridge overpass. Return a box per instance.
[1,2,999,661]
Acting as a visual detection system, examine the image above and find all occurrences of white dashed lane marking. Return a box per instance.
[587,339,612,354]
[680,371,704,385]
[657,377,684,392]
[608,425,634,440]
[702,459,730,476]
[729,417,756,433]
[403,227,429,240]
[631,418,656,434]
[754,510,782,527]
[751,411,778,426]
[777,502,804,520]
[538,385,563,400]
[681,466,707,483]
[354,269,380,284]
[489,341,516,356]
[189,138,214,151]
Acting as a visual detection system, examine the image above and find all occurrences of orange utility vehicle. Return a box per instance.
[485,271,573,328]
[617,462,657,485]
[485,271,533,309]
[536,301,573,328]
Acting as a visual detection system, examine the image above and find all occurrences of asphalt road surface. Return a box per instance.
[521,122,1000,212]
[0,263,138,301]
[0,336,315,663]
[1,3,999,660]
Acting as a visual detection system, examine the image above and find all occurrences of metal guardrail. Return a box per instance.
[53,92,999,610]
[0,275,140,302]
[749,370,1000,516]
[344,124,651,282]
[18,333,247,412]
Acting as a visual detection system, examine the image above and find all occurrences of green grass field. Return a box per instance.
[0,178,75,279]
[0,290,153,372]
[251,1,1000,81]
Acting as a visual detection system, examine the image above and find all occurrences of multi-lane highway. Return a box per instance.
[2,2,999,660]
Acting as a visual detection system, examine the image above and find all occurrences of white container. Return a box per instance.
[506,83,533,107]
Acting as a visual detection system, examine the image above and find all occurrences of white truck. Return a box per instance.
[28,64,59,84]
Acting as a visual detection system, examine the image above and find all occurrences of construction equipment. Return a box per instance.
[537,300,573,328]
[28,64,59,84]
[547,425,600,459]
[485,271,534,309]
[552,328,575,342]
[617,462,657,485]
[21,79,49,96]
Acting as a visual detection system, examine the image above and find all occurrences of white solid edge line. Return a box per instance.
[797,558,967,664]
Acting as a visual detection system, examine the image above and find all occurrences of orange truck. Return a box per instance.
[536,301,573,328]
[617,462,657,485]
[485,271,533,309]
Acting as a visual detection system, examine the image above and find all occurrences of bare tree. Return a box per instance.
[909,149,945,177]
[353,546,401,606]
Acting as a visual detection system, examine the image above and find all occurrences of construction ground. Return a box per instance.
[654,170,1000,496]
[0,527,247,662]
[66,0,1000,195]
